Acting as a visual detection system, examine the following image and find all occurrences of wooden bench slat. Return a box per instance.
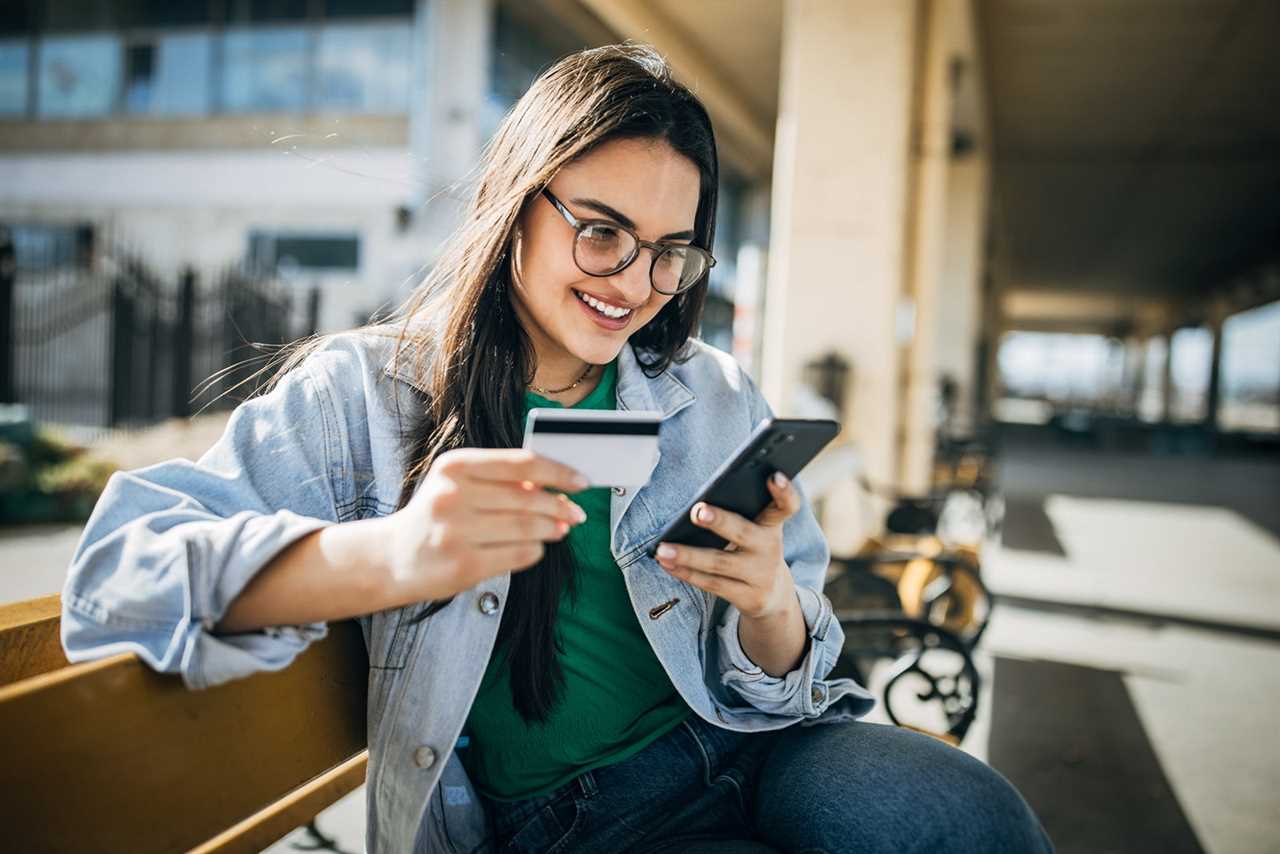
[0,610,369,853]
[192,751,369,854]
[0,593,68,687]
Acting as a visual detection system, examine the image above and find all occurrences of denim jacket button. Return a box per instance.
[413,746,437,769]
[811,686,824,705]
[478,592,500,615]
[611,486,626,495]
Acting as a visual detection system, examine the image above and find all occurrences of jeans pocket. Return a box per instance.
[503,791,583,854]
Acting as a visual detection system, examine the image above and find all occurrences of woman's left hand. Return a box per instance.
[654,471,800,620]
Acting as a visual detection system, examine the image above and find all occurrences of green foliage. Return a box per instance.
[0,424,119,525]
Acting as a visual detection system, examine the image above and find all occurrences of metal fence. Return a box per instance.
[0,225,320,430]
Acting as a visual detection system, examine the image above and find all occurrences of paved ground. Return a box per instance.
[4,424,1277,853]
[981,432,1280,854]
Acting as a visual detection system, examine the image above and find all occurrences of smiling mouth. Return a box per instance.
[573,289,634,320]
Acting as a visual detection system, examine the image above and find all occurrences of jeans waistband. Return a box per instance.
[483,710,750,829]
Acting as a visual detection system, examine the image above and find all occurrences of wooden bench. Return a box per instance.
[0,594,369,853]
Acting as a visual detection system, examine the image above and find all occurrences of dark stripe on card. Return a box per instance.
[531,420,660,435]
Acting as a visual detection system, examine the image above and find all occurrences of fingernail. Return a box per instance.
[557,521,569,536]
[571,504,587,523]
[773,471,788,488]
[696,504,714,523]
[657,543,676,559]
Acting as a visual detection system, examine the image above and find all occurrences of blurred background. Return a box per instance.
[0,1,1276,852]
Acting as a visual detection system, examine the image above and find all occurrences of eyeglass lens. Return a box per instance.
[573,224,706,294]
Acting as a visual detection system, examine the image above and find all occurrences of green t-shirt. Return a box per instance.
[459,357,694,802]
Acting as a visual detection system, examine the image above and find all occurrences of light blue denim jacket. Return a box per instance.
[60,329,875,853]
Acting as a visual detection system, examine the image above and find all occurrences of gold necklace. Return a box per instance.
[530,363,595,396]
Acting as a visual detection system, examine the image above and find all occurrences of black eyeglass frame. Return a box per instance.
[540,187,716,296]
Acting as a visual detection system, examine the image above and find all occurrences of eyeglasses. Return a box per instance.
[540,188,715,296]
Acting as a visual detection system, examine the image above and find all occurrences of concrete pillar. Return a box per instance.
[407,0,493,286]
[933,152,990,440]
[733,184,773,377]
[1204,304,1227,430]
[900,0,956,494]
[763,0,919,548]
[1121,336,1145,415]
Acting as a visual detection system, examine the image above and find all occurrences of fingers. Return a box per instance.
[655,540,744,579]
[463,511,574,545]
[686,501,764,551]
[465,480,587,525]
[441,448,589,493]
[754,471,802,527]
[473,541,547,575]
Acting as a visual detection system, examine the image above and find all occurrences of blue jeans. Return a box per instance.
[476,713,1054,853]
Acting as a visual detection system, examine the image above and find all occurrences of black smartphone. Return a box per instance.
[645,417,840,557]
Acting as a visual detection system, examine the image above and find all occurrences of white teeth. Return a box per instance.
[576,290,632,319]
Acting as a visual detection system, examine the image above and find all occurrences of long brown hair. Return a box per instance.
[258,44,718,725]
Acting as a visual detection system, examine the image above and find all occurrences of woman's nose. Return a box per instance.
[612,253,653,305]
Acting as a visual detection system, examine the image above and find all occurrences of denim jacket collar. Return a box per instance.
[379,333,697,420]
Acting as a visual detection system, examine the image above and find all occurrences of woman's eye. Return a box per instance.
[582,225,619,244]
[655,248,684,269]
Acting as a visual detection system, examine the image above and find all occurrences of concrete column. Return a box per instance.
[1204,304,1227,429]
[733,184,773,377]
[900,0,955,494]
[1121,336,1145,416]
[763,0,919,548]
[407,0,493,283]
[933,152,990,440]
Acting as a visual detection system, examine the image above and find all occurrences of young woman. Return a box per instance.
[62,45,1052,854]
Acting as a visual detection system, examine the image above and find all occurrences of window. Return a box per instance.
[0,40,28,116]
[316,22,411,113]
[1169,327,1212,422]
[37,34,121,117]
[249,231,360,274]
[4,222,94,271]
[124,32,212,115]
[14,8,418,121]
[486,3,583,138]
[1219,300,1280,433]
[220,27,309,113]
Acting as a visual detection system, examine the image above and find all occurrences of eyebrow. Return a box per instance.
[570,196,696,241]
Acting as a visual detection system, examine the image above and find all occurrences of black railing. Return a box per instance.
[0,226,320,429]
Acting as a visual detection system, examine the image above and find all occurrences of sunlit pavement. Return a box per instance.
[975,436,1280,854]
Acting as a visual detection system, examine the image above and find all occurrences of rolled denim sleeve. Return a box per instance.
[712,366,857,719]
[61,357,342,691]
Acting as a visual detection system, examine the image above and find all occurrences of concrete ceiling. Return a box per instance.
[574,0,781,178]
[648,0,782,127]
[978,0,1280,295]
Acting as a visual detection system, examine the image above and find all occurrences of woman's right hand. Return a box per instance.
[380,448,590,603]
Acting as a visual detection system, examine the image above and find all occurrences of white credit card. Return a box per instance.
[522,408,663,488]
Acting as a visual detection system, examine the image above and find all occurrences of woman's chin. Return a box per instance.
[562,333,626,366]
